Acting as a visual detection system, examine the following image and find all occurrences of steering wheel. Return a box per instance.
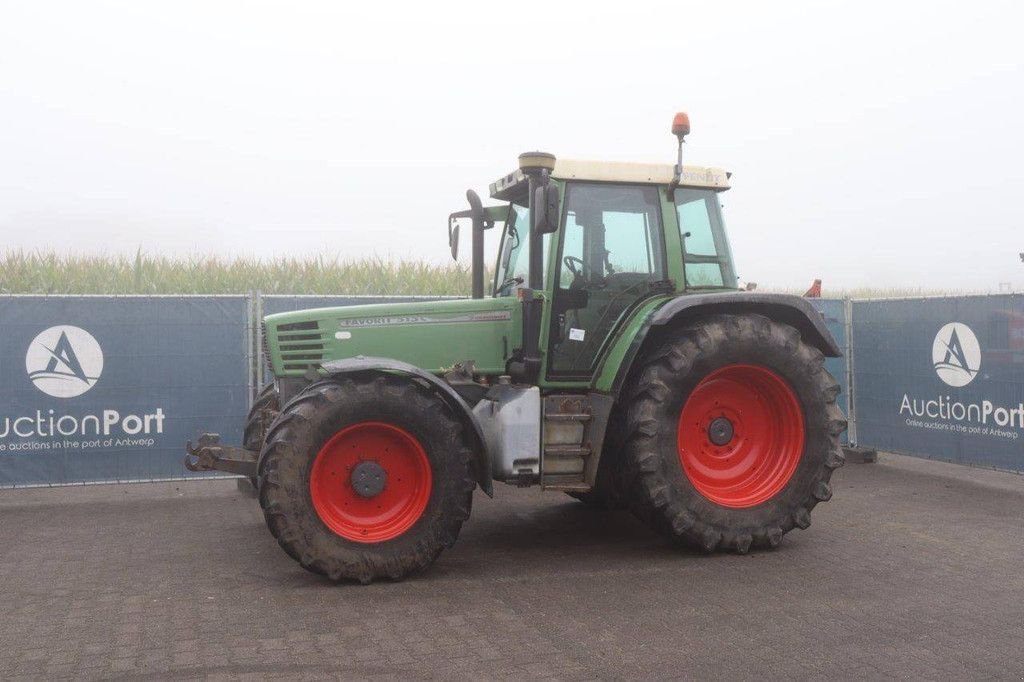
[563,256,585,278]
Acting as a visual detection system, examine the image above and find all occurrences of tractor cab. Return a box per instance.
[451,150,738,387]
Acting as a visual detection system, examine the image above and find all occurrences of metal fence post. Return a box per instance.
[254,290,264,392]
[844,297,858,446]
[246,291,256,407]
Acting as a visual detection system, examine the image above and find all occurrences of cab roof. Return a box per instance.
[489,158,730,201]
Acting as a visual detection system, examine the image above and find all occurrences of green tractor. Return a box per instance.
[186,113,846,583]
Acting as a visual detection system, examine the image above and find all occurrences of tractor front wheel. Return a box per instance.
[622,314,846,553]
[244,383,280,489]
[257,375,476,582]
[244,383,280,453]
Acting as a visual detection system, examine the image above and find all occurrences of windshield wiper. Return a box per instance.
[495,276,524,296]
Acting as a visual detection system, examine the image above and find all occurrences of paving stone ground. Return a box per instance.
[1,452,1023,680]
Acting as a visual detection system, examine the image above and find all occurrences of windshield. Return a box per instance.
[494,203,530,296]
[675,188,738,289]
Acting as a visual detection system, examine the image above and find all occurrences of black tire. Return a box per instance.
[244,383,279,489]
[621,313,846,553]
[244,383,281,451]
[258,375,476,583]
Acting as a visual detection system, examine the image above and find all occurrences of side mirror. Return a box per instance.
[447,199,500,263]
[448,219,460,260]
[533,184,560,235]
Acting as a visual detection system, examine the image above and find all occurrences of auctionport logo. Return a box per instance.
[931,322,980,387]
[900,320,1023,440]
[25,326,104,398]
[2,324,166,453]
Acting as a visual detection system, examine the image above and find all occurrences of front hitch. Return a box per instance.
[184,433,259,478]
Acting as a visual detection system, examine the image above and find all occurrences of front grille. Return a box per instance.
[275,320,325,371]
[278,320,319,332]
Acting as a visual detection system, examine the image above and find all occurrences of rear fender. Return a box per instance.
[611,293,841,396]
[312,356,494,497]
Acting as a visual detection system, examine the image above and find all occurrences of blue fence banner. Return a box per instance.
[2,291,1021,486]
[851,295,1024,471]
[0,296,251,486]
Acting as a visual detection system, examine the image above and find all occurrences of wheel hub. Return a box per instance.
[309,421,432,543]
[707,416,735,446]
[677,364,805,508]
[350,460,387,498]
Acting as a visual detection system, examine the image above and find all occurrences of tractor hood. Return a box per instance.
[263,297,521,378]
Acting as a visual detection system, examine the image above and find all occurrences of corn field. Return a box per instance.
[0,250,981,298]
[0,251,473,296]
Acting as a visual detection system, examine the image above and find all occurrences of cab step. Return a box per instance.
[541,394,614,490]
[541,475,591,492]
[544,413,593,423]
[544,444,592,457]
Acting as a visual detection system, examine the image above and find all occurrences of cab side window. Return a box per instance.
[675,188,737,288]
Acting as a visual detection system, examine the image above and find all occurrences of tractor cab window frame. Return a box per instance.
[493,202,552,297]
[547,181,669,378]
[675,188,738,290]
[493,202,530,297]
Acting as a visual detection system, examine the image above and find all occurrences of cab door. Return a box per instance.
[546,182,668,381]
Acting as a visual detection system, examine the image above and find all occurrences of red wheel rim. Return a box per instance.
[309,422,432,543]
[677,364,804,508]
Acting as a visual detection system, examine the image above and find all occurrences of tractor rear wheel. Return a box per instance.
[621,313,846,553]
[257,375,476,583]
[244,383,279,489]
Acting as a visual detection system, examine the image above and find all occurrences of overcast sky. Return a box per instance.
[2,0,1022,291]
